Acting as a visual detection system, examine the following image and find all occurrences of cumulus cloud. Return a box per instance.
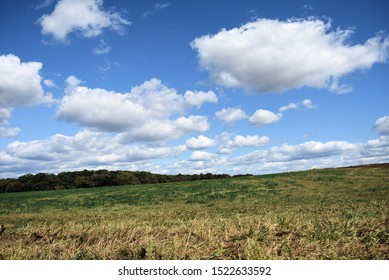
[373,116,389,136]
[279,99,317,112]
[0,54,52,138]
[249,109,282,126]
[0,108,11,126]
[0,54,52,108]
[215,107,248,124]
[2,129,187,176]
[186,135,215,150]
[38,0,131,42]
[227,135,269,148]
[184,90,218,108]
[57,77,213,142]
[0,127,20,138]
[190,150,215,161]
[218,134,269,154]
[191,18,389,93]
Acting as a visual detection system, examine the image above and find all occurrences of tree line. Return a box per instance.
[0,170,236,193]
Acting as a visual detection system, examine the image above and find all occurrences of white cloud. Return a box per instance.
[93,39,111,55]
[186,135,215,150]
[227,135,269,148]
[190,150,215,161]
[191,18,389,93]
[0,127,20,138]
[278,99,317,112]
[43,79,57,88]
[301,99,317,109]
[215,107,248,124]
[0,54,52,108]
[249,109,282,126]
[34,0,55,10]
[373,116,389,136]
[142,2,171,18]
[0,108,11,126]
[2,129,187,176]
[0,54,52,138]
[218,134,269,154]
[175,115,210,133]
[57,77,212,142]
[184,90,218,108]
[278,102,299,112]
[39,0,131,42]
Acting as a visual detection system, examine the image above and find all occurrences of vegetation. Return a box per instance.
[0,170,230,193]
[0,164,388,260]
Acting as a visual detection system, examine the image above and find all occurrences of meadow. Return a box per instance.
[0,164,388,260]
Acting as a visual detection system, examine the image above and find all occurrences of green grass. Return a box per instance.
[0,165,388,259]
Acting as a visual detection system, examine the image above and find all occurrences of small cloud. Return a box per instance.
[142,2,171,18]
[247,9,258,20]
[302,4,314,10]
[43,79,57,88]
[249,110,282,126]
[301,99,317,109]
[279,102,299,112]
[190,150,215,161]
[33,0,55,10]
[226,134,269,148]
[94,40,111,55]
[186,135,215,150]
[0,127,20,138]
[38,0,131,43]
[184,90,218,108]
[278,99,318,112]
[215,107,248,125]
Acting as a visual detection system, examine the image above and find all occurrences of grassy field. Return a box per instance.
[0,164,388,260]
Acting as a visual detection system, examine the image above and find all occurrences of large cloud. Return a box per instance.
[57,77,215,142]
[0,54,51,138]
[191,18,389,93]
[38,0,131,42]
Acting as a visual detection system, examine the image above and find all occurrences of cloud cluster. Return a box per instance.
[2,129,187,176]
[191,18,389,93]
[39,0,131,42]
[0,54,52,138]
[56,77,216,142]
[216,99,317,127]
[2,115,389,177]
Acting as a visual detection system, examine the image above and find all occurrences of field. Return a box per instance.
[0,164,388,260]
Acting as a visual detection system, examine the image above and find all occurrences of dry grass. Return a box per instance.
[0,165,388,259]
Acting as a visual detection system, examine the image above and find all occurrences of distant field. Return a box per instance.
[0,164,388,260]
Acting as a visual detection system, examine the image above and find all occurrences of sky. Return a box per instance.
[0,0,388,178]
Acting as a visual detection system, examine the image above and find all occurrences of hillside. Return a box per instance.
[0,164,388,259]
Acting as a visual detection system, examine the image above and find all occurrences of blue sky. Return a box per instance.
[0,0,388,178]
